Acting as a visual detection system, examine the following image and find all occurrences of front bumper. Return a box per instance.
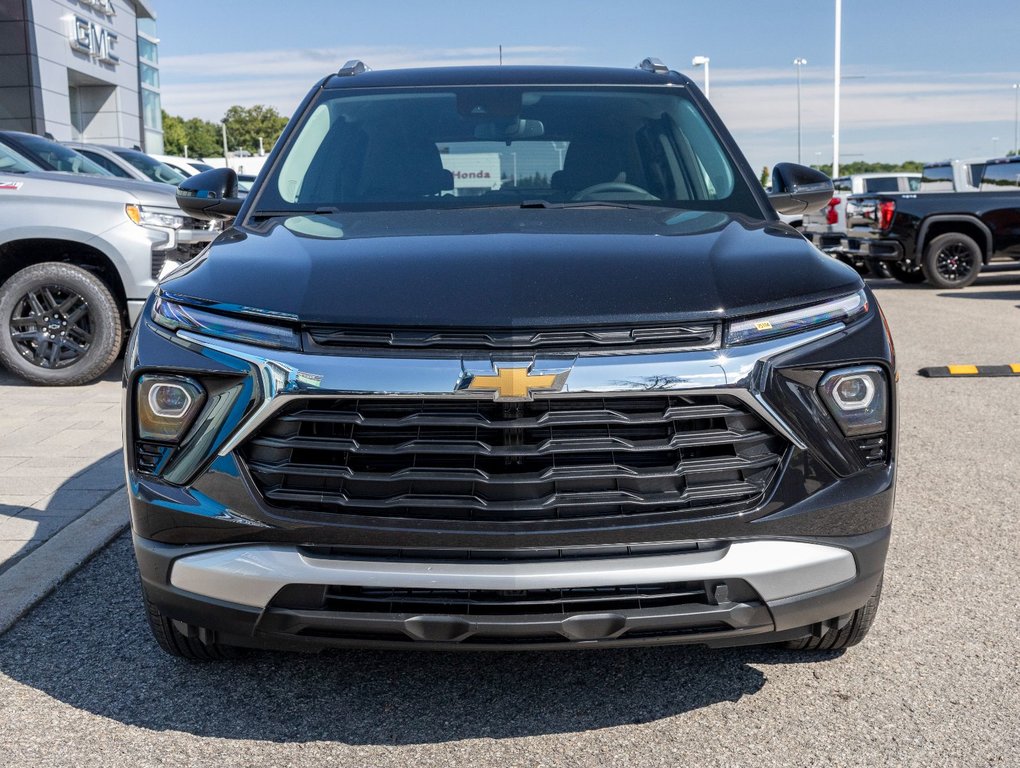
[136,527,889,650]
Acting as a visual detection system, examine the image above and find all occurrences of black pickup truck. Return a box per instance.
[842,157,1020,288]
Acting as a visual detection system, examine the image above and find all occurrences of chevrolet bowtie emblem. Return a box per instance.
[460,364,569,401]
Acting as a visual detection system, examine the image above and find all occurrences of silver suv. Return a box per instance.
[0,142,217,385]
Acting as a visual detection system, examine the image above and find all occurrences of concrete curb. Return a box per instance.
[0,486,128,636]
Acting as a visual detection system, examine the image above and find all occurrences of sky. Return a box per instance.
[154,0,1020,174]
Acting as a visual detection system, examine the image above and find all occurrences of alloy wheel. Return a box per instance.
[8,285,93,369]
[935,242,976,283]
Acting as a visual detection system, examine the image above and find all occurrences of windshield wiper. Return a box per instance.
[520,199,648,210]
[250,206,340,219]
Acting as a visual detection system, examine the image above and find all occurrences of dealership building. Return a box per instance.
[0,0,164,153]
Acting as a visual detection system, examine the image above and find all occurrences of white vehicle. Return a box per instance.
[65,143,187,186]
[920,159,986,193]
[0,142,218,384]
[150,155,216,178]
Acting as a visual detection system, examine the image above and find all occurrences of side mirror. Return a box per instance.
[176,167,242,221]
[768,162,834,215]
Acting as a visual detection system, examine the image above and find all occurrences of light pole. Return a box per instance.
[992,136,1000,156]
[833,0,842,178]
[794,58,807,164]
[1012,83,1019,155]
[692,56,710,100]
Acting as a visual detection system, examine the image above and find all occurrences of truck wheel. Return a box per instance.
[922,233,982,289]
[887,261,926,284]
[143,587,239,661]
[0,263,122,386]
[784,577,883,651]
[864,259,892,279]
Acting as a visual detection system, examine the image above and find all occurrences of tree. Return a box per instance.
[759,165,770,188]
[222,105,289,155]
[160,110,222,158]
[810,160,924,177]
[162,110,187,155]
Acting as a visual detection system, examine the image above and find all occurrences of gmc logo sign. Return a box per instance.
[70,17,119,64]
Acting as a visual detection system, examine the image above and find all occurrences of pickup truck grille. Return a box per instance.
[240,394,786,522]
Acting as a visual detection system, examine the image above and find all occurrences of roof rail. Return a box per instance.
[637,57,669,74]
[337,59,370,76]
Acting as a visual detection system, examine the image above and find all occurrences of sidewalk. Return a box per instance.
[0,365,126,579]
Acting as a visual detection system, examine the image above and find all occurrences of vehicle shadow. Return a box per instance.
[0,532,841,746]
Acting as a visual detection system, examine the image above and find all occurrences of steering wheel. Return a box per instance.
[572,182,659,201]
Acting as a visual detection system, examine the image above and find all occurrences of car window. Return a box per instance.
[79,150,133,178]
[906,177,921,191]
[15,135,112,176]
[833,178,851,193]
[112,149,187,185]
[0,143,38,173]
[920,165,954,192]
[863,177,900,193]
[260,86,757,216]
[980,162,1020,190]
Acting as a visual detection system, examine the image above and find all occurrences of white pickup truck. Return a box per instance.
[0,142,217,385]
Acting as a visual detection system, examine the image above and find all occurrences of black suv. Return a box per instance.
[124,59,895,658]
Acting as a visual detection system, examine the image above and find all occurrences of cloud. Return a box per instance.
[160,51,1018,169]
[160,45,581,119]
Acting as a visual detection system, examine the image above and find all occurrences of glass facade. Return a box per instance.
[138,19,163,154]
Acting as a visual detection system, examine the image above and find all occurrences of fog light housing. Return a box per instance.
[818,365,887,436]
[137,375,205,441]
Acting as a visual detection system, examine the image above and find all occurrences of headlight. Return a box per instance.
[727,290,868,345]
[151,295,300,351]
[137,375,205,441]
[818,365,887,436]
[126,204,185,230]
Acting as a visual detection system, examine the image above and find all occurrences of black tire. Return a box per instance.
[921,232,983,289]
[783,577,883,651]
[864,259,892,279]
[887,261,926,284]
[0,262,122,385]
[143,587,239,661]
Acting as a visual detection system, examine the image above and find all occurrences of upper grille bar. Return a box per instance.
[305,323,719,354]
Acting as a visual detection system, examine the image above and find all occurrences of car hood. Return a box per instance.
[160,207,863,327]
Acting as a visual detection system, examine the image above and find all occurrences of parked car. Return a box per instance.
[0,130,112,177]
[920,159,985,193]
[842,156,1020,288]
[150,155,216,178]
[124,58,895,660]
[65,143,187,186]
[0,141,219,384]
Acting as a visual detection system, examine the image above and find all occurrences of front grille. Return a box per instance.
[240,393,787,522]
[305,323,719,354]
[322,581,712,616]
[150,243,206,280]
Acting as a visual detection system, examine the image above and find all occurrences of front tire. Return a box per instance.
[922,232,982,289]
[0,263,122,385]
[143,587,239,661]
[784,578,883,651]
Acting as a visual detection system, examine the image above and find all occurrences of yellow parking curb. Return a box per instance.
[919,365,1020,378]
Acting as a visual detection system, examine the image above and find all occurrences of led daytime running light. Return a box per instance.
[151,295,300,351]
[727,290,868,345]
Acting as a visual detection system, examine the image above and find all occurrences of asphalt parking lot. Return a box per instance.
[1,267,1019,767]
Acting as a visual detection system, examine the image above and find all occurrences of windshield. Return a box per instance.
[0,143,38,174]
[112,149,187,185]
[16,135,112,176]
[255,86,759,216]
